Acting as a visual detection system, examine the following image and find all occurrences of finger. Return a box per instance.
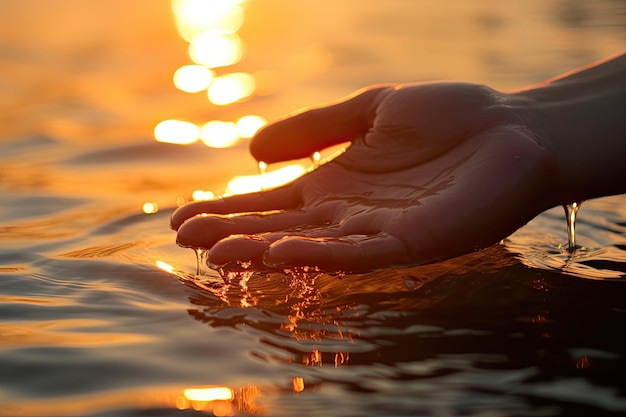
[249,85,393,163]
[170,184,300,230]
[207,234,271,267]
[264,233,412,273]
[176,209,316,249]
[207,225,346,267]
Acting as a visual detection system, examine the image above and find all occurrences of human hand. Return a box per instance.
[171,82,557,272]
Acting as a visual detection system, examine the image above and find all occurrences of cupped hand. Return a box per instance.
[171,82,557,272]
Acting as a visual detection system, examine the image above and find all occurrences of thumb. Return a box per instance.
[249,85,392,163]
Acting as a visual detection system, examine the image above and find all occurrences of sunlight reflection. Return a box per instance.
[237,115,266,138]
[172,0,245,42]
[192,189,215,201]
[154,119,199,144]
[208,72,255,105]
[175,384,259,415]
[142,202,159,214]
[226,164,306,194]
[156,260,174,273]
[292,377,305,393]
[184,386,234,402]
[157,0,265,151]
[173,64,214,93]
[189,33,244,68]
[200,120,240,148]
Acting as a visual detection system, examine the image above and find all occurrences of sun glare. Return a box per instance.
[200,120,240,148]
[173,65,214,93]
[192,189,215,201]
[226,164,306,194]
[142,202,159,214]
[183,386,234,402]
[208,72,255,105]
[154,120,199,144]
[189,33,244,68]
[157,0,263,149]
[237,115,266,138]
[172,0,245,41]
[156,260,174,273]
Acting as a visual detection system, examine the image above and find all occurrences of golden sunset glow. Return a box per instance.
[172,0,245,42]
[154,120,199,144]
[142,202,159,214]
[292,377,305,393]
[200,120,240,148]
[157,0,262,153]
[192,189,215,201]
[237,115,266,138]
[174,384,260,415]
[207,72,255,105]
[226,164,306,195]
[189,33,244,68]
[183,386,234,402]
[156,260,174,273]
[173,64,214,93]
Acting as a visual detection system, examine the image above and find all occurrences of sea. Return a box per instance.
[1,1,625,416]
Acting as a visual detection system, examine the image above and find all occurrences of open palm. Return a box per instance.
[171,82,557,272]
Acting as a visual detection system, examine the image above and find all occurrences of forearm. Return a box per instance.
[512,52,626,204]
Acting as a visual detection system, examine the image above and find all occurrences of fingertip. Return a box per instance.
[208,234,270,267]
[176,214,233,249]
[175,215,207,248]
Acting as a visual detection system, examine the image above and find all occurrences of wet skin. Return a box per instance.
[171,82,556,272]
[171,54,626,272]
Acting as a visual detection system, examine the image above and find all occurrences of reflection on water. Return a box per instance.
[505,199,626,280]
[173,64,214,93]
[156,0,266,149]
[1,1,625,416]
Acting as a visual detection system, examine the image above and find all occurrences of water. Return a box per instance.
[311,151,321,170]
[1,1,625,416]
[195,248,208,276]
[564,201,583,251]
[257,161,268,191]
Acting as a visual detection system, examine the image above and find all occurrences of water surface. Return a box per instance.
[1,1,625,416]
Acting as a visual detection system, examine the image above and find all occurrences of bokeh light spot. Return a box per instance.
[142,202,159,214]
[172,0,244,42]
[192,190,215,201]
[208,72,255,105]
[183,386,234,402]
[173,65,214,93]
[200,120,240,148]
[154,120,200,144]
[189,33,244,69]
[226,164,306,194]
[237,115,266,138]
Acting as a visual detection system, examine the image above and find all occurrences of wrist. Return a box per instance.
[510,53,626,204]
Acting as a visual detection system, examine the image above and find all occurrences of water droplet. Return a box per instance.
[194,248,208,276]
[403,275,423,290]
[311,151,321,169]
[258,161,268,191]
[563,201,583,252]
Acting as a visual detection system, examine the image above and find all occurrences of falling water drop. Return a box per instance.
[311,151,321,169]
[563,201,583,251]
[194,248,208,276]
[258,161,268,191]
